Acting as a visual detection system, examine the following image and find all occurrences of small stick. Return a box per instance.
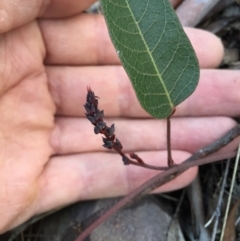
[207,158,231,241]
[220,144,240,241]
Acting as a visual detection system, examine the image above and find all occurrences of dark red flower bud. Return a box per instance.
[102,137,113,148]
[109,124,115,136]
[94,126,100,134]
[87,115,96,124]
[115,138,122,150]
[98,121,106,127]
[99,110,104,119]
[84,104,91,113]
[122,156,129,165]
[96,123,103,131]
[90,104,96,113]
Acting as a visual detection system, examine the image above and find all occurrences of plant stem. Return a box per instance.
[167,116,174,166]
[167,109,175,166]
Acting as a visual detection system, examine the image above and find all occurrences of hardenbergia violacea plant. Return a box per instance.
[71,0,240,240]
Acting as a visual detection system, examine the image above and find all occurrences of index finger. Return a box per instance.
[40,14,223,68]
[0,0,96,33]
[0,0,187,34]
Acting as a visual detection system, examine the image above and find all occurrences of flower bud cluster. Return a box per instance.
[84,87,151,167]
[84,87,123,151]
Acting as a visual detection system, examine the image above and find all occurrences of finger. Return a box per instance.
[184,27,223,68]
[0,0,96,33]
[50,117,237,155]
[36,151,197,214]
[0,0,183,34]
[178,69,240,117]
[47,67,240,118]
[40,14,223,68]
[39,0,97,18]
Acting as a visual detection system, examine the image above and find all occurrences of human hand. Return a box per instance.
[0,0,239,233]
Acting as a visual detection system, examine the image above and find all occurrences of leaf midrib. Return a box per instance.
[125,0,173,108]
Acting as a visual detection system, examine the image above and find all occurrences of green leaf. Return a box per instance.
[100,0,200,119]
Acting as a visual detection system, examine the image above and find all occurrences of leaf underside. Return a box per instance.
[101,0,199,119]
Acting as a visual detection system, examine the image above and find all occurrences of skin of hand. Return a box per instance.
[0,0,240,234]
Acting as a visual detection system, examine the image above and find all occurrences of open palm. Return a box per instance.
[0,0,239,233]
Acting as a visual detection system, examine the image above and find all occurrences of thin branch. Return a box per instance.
[220,144,240,241]
[207,158,231,241]
[187,175,210,240]
[186,124,240,162]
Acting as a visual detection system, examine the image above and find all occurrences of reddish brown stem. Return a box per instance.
[167,109,176,167]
